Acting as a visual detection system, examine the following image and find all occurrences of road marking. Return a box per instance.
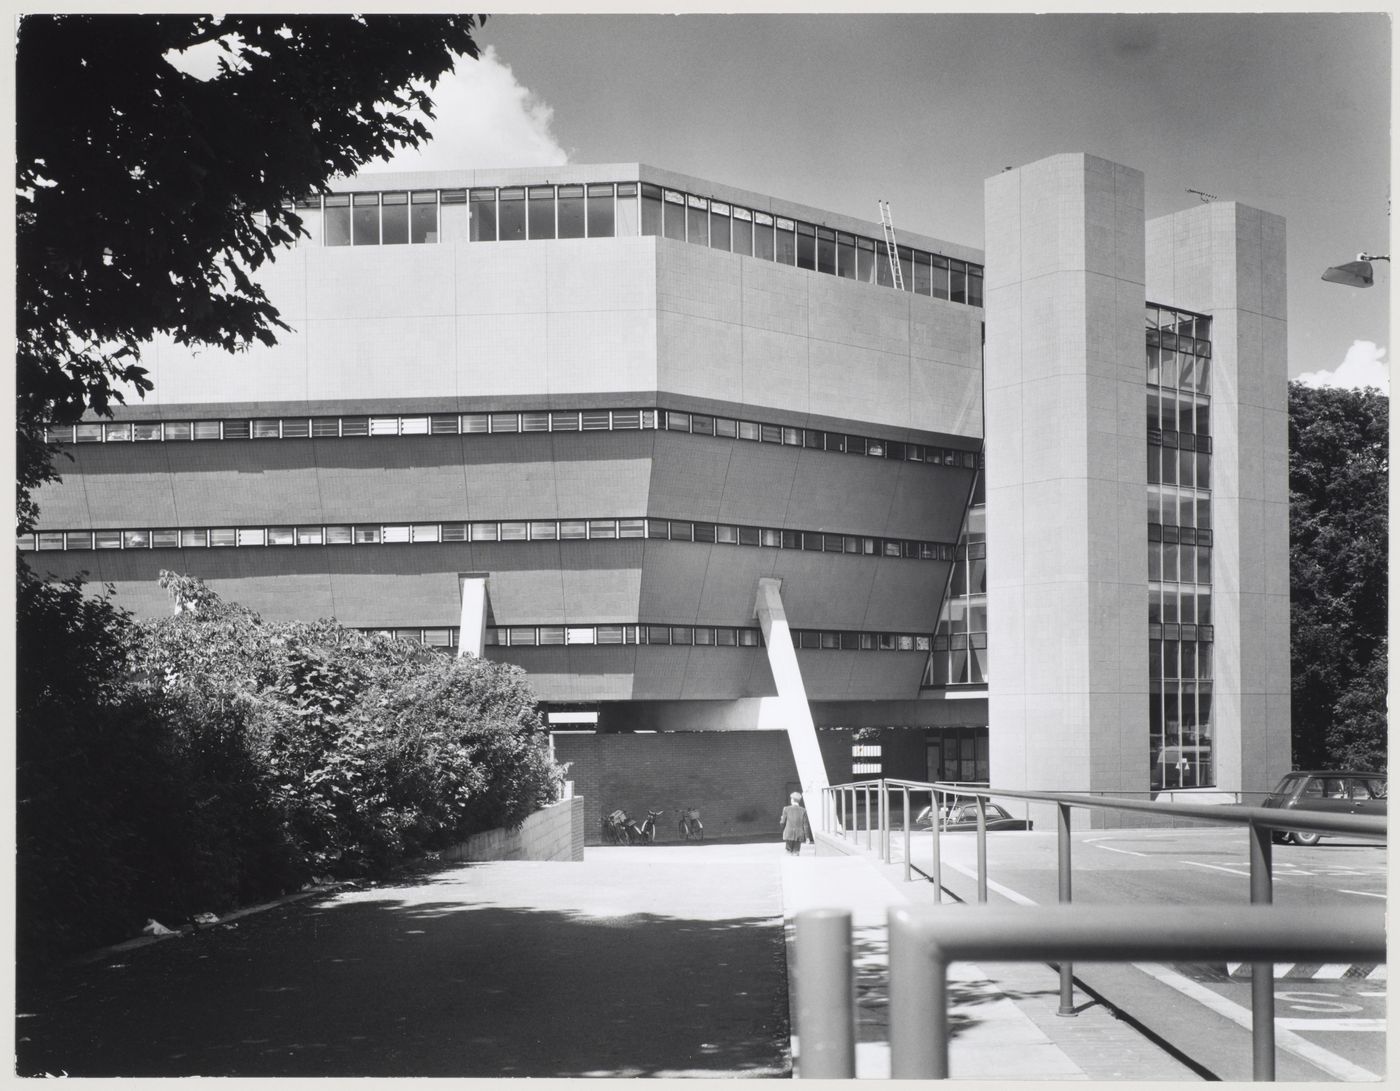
[1227,961,1296,977]
[941,860,1039,906]
[1132,963,1380,1081]
[1181,860,1251,877]
[1085,840,1149,857]
[1276,1018,1386,1032]
[938,856,1384,1080]
[1311,965,1351,980]
[1337,888,1386,899]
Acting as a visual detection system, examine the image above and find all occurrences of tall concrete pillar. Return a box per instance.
[1145,203,1291,796]
[754,577,831,800]
[983,153,1149,804]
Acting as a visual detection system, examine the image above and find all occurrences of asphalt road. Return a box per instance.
[16,850,791,1078]
[893,825,1387,1081]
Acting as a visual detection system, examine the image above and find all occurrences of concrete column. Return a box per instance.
[754,577,831,799]
[457,573,489,659]
[983,153,1149,812]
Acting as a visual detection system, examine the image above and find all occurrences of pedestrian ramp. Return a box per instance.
[778,851,1088,1079]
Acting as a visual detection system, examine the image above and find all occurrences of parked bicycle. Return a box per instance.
[602,808,644,845]
[638,809,663,843]
[678,806,705,841]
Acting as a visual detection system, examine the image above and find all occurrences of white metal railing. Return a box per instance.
[811,777,1387,1080]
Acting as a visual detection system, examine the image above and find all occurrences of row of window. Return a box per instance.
[298,181,987,308]
[1152,639,1214,681]
[1151,680,1213,734]
[19,518,955,561]
[1146,305,1211,341]
[43,408,981,472]
[1148,390,1212,437]
[924,641,988,687]
[1146,329,1212,360]
[1151,583,1213,628]
[369,622,936,653]
[1148,523,1213,547]
[1148,539,1213,585]
[1150,449,1211,492]
[1147,351,1211,397]
[485,623,932,652]
[1148,623,1215,644]
[1149,487,1212,531]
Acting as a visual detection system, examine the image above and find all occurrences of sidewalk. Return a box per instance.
[781,836,1203,1080]
[20,838,1202,1079]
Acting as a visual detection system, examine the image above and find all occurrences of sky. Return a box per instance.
[368,12,1392,394]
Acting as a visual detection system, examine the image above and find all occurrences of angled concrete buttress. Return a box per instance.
[754,577,831,800]
[457,574,489,659]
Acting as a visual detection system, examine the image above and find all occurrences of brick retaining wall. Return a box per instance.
[554,731,807,845]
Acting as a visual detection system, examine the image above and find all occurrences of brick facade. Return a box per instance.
[554,725,957,845]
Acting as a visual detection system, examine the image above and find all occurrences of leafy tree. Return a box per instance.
[16,13,484,529]
[16,568,276,966]
[20,571,560,965]
[1288,382,1388,772]
[134,576,561,873]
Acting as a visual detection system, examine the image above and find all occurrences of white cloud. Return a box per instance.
[372,47,568,173]
[1296,340,1390,396]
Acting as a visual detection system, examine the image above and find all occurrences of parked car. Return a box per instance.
[1261,770,1387,845]
[916,801,1033,832]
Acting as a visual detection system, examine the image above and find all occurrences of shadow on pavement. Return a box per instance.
[16,879,790,1078]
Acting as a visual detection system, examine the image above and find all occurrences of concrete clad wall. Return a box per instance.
[656,242,984,438]
[1145,203,1291,795]
[440,795,585,863]
[147,237,662,408]
[33,432,655,529]
[984,153,1149,802]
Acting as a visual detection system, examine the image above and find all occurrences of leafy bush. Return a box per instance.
[17,569,560,967]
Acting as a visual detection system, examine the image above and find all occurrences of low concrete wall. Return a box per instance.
[440,796,586,863]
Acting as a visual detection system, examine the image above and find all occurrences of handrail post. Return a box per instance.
[883,780,892,862]
[1056,802,1075,1016]
[931,788,942,902]
[902,785,911,882]
[888,907,949,1078]
[1249,821,1276,1080]
[794,909,855,1078]
[975,794,988,903]
[864,785,872,850]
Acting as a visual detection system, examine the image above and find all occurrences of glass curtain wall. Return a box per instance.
[924,480,987,688]
[1147,306,1214,790]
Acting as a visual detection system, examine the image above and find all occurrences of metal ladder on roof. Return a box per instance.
[878,200,905,291]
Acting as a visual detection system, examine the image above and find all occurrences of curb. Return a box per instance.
[64,882,346,967]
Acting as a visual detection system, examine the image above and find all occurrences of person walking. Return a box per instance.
[779,792,813,855]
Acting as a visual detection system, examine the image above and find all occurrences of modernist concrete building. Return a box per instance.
[24,152,1291,836]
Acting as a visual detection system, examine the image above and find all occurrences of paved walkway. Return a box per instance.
[783,838,1202,1080]
[17,837,1199,1079]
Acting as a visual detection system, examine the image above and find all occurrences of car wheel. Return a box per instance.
[1290,831,1321,846]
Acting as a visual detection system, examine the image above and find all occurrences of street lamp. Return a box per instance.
[1321,252,1390,288]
